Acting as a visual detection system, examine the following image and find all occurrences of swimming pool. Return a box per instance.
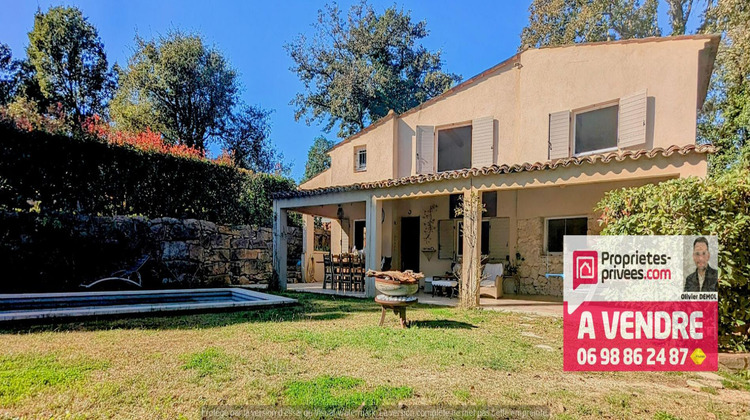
[0,288,296,322]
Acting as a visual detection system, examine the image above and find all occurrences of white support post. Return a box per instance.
[365,196,382,298]
[302,214,315,283]
[272,202,288,291]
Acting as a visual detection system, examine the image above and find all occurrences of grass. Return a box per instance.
[283,375,412,415]
[0,353,107,405]
[0,292,747,419]
[718,369,750,391]
[181,347,233,378]
[653,412,682,420]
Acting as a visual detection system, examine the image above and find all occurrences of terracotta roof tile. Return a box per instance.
[274,144,717,199]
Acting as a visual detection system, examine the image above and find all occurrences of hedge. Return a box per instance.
[596,163,750,351]
[0,123,295,226]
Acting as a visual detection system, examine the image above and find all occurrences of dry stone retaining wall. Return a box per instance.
[0,211,301,293]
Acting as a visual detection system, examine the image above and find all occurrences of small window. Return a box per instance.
[355,147,366,171]
[437,125,472,172]
[574,104,618,155]
[546,217,588,253]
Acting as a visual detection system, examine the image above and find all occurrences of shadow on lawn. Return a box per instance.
[0,292,378,333]
[410,320,477,329]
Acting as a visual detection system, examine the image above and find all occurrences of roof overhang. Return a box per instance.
[275,144,716,201]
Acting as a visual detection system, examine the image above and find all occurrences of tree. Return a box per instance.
[0,44,18,106]
[697,0,750,173]
[286,1,460,138]
[665,0,695,35]
[520,0,660,49]
[26,6,113,132]
[112,31,239,151]
[223,105,288,174]
[302,136,335,182]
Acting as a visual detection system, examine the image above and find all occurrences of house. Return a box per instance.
[272,35,720,300]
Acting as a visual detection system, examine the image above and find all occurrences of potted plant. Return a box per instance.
[505,252,524,294]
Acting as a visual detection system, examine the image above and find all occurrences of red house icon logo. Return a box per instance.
[573,250,598,290]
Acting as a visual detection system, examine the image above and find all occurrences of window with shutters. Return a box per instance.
[438,219,454,259]
[545,216,588,253]
[354,147,367,172]
[573,103,619,155]
[437,125,472,172]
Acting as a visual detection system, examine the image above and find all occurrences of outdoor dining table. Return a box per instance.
[431,275,459,298]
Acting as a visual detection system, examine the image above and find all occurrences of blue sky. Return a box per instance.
[0,1,704,181]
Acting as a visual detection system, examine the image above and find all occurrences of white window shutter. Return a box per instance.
[438,219,454,259]
[549,111,570,160]
[416,125,435,174]
[471,116,494,168]
[618,90,647,148]
[488,218,510,262]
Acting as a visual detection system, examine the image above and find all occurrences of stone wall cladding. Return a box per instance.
[516,215,599,297]
[0,211,301,292]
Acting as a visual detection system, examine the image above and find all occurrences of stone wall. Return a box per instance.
[0,211,301,293]
[515,216,600,297]
[154,217,302,287]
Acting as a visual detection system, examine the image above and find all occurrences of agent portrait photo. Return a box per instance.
[684,236,718,292]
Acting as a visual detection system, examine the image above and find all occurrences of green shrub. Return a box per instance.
[0,123,295,225]
[596,164,750,351]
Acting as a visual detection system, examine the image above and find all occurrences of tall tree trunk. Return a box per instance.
[460,188,482,308]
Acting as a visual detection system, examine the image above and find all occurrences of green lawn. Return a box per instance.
[0,293,747,419]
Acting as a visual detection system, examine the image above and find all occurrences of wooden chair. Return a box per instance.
[351,254,364,292]
[331,254,341,291]
[339,254,353,291]
[323,254,333,289]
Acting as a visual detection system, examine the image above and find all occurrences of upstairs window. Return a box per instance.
[549,90,647,160]
[355,147,366,171]
[573,104,619,155]
[437,125,472,172]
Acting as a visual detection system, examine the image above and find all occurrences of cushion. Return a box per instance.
[432,280,458,287]
[480,279,496,287]
[482,263,504,280]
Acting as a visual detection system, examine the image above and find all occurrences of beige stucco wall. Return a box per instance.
[396,64,518,177]
[328,202,366,255]
[300,169,331,190]
[515,38,712,165]
[326,116,396,187]
[312,36,716,187]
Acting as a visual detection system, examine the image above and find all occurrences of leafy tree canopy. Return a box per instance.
[302,136,335,183]
[665,0,695,35]
[112,31,239,151]
[0,44,17,105]
[698,0,750,173]
[520,0,661,49]
[286,1,460,138]
[26,6,113,132]
[223,105,289,174]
